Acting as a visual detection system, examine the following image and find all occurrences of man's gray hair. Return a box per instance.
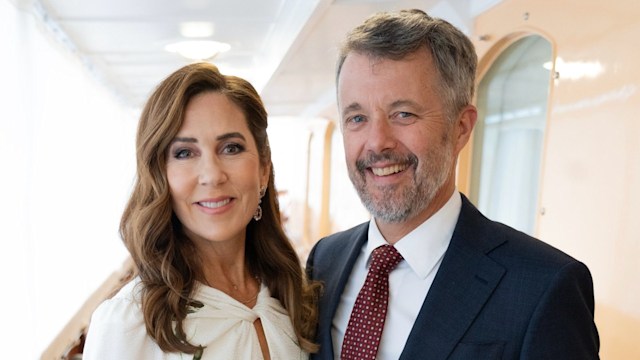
[337,9,477,121]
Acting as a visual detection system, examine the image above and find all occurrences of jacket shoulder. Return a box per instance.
[457,195,580,269]
[316,222,368,248]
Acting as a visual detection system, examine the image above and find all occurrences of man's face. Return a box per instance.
[337,49,460,230]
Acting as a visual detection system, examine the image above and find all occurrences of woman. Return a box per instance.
[83,63,318,359]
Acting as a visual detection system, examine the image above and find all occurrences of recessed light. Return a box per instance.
[165,40,231,61]
[179,21,215,38]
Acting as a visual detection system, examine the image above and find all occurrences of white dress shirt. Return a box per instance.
[332,191,462,359]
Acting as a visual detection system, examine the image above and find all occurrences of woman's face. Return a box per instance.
[166,91,269,248]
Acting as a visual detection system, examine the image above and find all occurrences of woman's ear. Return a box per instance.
[260,161,272,190]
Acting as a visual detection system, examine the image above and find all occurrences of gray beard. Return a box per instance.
[349,143,453,223]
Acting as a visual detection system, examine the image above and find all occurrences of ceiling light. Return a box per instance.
[180,21,215,38]
[165,40,231,61]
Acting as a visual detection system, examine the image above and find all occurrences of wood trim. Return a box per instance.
[40,257,135,359]
[317,120,335,239]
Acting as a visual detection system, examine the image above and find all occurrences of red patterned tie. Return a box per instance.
[341,245,404,360]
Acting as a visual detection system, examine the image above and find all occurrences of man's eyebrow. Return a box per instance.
[341,102,362,118]
[390,99,420,109]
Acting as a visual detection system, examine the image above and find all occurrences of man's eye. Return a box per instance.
[394,111,417,124]
[348,115,365,124]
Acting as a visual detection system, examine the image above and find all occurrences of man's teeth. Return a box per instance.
[371,164,408,176]
[199,199,231,208]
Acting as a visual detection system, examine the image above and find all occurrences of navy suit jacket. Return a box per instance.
[306,195,599,359]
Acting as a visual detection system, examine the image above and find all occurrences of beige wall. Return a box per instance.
[472,0,640,358]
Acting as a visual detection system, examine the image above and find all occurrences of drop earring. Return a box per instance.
[253,186,267,221]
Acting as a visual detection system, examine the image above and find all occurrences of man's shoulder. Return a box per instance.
[494,223,581,273]
[457,196,580,269]
[319,222,368,245]
[308,222,368,266]
[469,215,586,282]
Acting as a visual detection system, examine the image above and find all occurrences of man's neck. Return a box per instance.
[376,185,455,244]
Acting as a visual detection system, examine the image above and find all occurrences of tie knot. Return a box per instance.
[369,245,403,275]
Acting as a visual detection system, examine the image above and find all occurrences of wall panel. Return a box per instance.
[473,0,640,358]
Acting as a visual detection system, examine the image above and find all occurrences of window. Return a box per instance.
[469,35,552,235]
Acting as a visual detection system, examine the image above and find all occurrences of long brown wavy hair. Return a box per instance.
[120,62,318,354]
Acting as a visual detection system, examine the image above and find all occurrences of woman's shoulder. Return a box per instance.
[91,277,143,327]
[83,278,161,359]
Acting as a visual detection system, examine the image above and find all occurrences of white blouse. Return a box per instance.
[83,278,307,360]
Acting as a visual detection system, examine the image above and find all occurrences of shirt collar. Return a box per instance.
[366,191,462,279]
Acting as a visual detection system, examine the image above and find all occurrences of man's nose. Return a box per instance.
[365,113,397,154]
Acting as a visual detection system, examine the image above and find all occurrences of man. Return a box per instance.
[306,9,599,360]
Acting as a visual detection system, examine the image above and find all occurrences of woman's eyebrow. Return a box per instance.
[170,132,246,144]
[170,137,197,144]
[217,132,246,142]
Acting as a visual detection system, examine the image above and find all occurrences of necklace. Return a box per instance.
[205,275,261,305]
[236,289,259,304]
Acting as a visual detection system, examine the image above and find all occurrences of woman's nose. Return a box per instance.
[198,156,227,186]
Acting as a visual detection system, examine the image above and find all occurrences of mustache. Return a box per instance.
[355,152,418,172]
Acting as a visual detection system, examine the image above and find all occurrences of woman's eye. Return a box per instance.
[174,149,193,159]
[222,143,245,155]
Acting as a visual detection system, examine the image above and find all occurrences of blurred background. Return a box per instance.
[1,0,639,358]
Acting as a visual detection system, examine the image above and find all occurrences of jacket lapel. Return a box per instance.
[315,223,369,359]
[400,196,506,360]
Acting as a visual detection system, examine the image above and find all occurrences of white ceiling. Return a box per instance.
[22,0,502,118]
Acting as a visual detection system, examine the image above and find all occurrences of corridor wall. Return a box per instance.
[0,0,135,357]
[471,0,640,358]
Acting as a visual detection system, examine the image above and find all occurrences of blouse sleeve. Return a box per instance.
[83,283,163,359]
